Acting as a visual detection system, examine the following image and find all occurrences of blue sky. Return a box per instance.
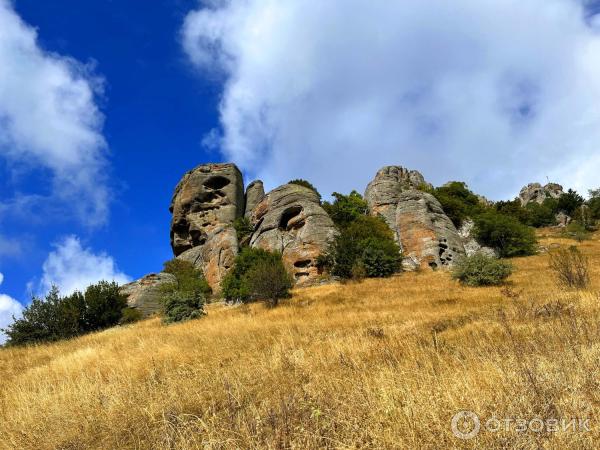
[2,0,600,338]
[1,0,223,324]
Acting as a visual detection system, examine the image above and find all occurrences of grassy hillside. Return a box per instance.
[1,231,599,449]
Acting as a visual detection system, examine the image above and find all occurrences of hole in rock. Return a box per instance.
[294,260,312,268]
[279,206,303,230]
[294,271,310,279]
[429,262,439,270]
[204,176,231,190]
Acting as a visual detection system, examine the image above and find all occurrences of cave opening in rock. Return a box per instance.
[294,259,312,268]
[279,206,303,230]
[204,176,231,190]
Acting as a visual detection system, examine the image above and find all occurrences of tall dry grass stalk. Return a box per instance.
[0,231,598,449]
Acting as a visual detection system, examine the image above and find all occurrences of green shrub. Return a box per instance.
[289,179,321,200]
[494,199,532,225]
[222,248,291,305]
[549,246,590,289]
[525,201,556,227]
[557,189,584,216]
[119,307,143,325]
[244,258,293,307]
[233,217,254,246]
[161,259,210,322]
[474,211,537,257]
[452,254,513,286]
[83,281,128,331]
[428,182,483,228]
[588,189,600,220]
[2,281,128,346]
[324,216,401,279]
[322,191,369,228]
[162,259,212,298]
[563,221,591,242]
[163,291,206,323]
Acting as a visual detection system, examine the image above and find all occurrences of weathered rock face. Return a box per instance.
[555,212,571,228]
[519,182,564,206]
[176,226,239,290]
[364,167,463,269]
[395,190,466,269]
[245,180,265,217]
[365,166,431,241]
[120,273,176,317]
[458,219,497,258]
[249,183,336,283]
[170,163,244,289]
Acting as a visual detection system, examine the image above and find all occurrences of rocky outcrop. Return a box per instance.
[364,167,464,269]
[248,183,337,283]
[458,219,497,258]
[120,273,176,317]
[395,190,466,269]
[245,180,265,217]
[555,212,571,228]
[170,163,244,289]
[519,182,563,206]
[364,166,431,241]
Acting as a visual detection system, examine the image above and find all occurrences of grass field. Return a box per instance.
[1,230,599,449]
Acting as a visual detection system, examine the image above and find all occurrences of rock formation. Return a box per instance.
[519,182,563,206]
[248,183,337,283]
[120,273,176,317]
[458,219,497,258]
[170,163,244,289]
[394,190,466,269]
[364,166,431,241]
[245,180,265,217]
[364,167,464,269]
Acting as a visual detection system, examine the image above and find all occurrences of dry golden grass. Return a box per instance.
[1,231,599,449]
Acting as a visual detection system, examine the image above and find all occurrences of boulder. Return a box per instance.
[555,212,571,228]
[364,166,431,241]
[519,182,563,206]
[120,273,176,317]
[458,219,497,258]
[248,183,336,284]
[170,163,244,290]
[245,180,265,217]
[395,190,466,269]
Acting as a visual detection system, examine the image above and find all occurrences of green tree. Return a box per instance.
[83,281,128,331]
[323,216,401,279]
[474,211,537,257]
[222,248,292,304]
[525,202,556,227]
[557,189,584,216]
[428,182,483,227]
[322,191,369,228]
[244,258,293,307]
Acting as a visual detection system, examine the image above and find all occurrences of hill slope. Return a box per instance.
[1,231,599,449]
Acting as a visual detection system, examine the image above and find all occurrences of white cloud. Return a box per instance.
[0,272,22,345]
[40,236,131,296]
[0,0,109,225]
[183,0,600,200]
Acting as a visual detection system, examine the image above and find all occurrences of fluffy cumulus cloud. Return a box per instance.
[40,236,131,296]
[0,272,22,345]
[0,0,109,225]
[183,0,600,200]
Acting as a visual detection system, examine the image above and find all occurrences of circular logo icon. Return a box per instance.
[451,411,481,440]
